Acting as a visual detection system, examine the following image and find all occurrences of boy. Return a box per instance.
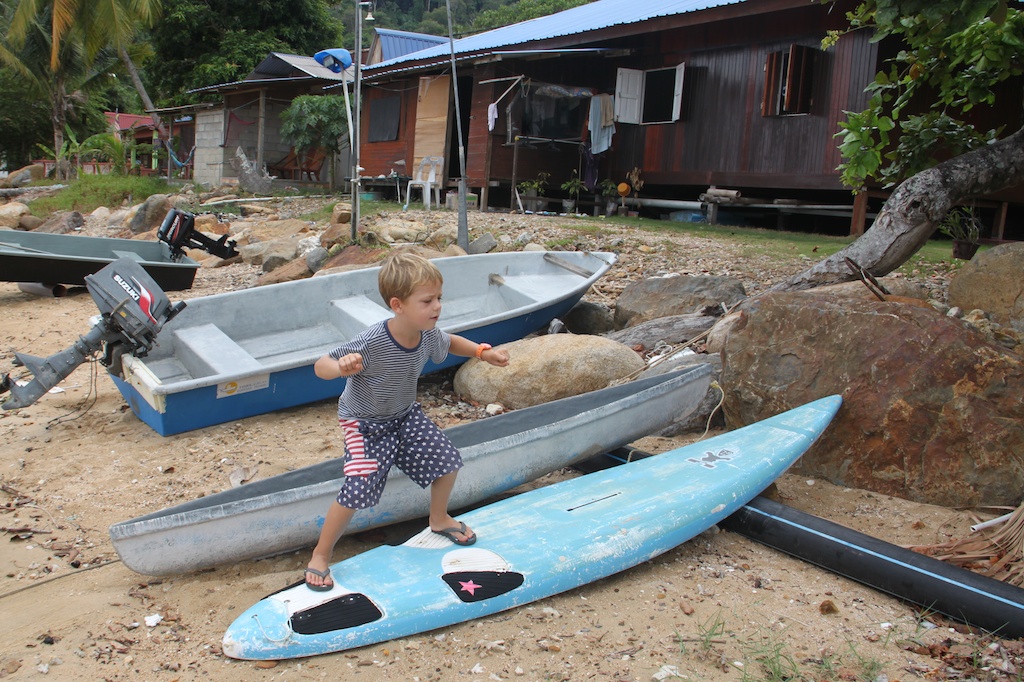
[305,250,510,591]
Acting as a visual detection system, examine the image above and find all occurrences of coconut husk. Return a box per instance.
[910,502,1024,587]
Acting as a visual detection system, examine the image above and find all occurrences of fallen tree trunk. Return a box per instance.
[0,185,66,198]
[772,126,1024,292]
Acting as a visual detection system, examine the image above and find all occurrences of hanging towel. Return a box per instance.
[487,103,498,131]
[588,95,615,155]
[598,94,614,127]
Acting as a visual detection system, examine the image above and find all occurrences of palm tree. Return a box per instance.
[7,0,167,147]
[1,4,113,178]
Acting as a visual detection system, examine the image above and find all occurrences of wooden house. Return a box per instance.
[186,52,350,187]
[360,0,1022,238]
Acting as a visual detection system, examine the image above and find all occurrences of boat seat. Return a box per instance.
[329,295,393,337]
[112,250,146,261]
[173,323,265,378]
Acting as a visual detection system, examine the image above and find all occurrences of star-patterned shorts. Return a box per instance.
[335,402,463,509]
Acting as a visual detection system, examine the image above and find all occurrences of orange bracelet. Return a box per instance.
[475,343,492,359]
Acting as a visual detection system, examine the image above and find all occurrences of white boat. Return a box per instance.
[109,365,713,576]
[108,250,617,435]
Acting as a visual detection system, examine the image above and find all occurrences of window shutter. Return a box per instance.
[671,63,685,122]
[785,44,815,113]
[615,68,643,124]
[762,51,783,117]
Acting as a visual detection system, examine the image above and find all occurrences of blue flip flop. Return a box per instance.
[304,566,334,592]
[432,521,476,546]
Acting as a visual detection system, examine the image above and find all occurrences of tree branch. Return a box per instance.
[772,125,1024,292]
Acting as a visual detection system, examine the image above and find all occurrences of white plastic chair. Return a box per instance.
[404,156,444,210]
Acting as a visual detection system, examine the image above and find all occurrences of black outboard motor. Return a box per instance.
[1,258,186,410]
[158,208,238,260]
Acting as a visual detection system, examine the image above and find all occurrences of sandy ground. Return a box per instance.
[1,206,1020,681]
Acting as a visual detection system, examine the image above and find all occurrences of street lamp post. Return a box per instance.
[352,1,373,242]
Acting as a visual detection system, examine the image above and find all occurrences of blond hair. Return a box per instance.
[378,250,443,304]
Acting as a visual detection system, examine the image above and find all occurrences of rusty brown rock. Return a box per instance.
[255,256,312,285]
[721,291,1024,506]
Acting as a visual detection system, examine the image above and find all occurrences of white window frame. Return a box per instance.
[614,63,685,125]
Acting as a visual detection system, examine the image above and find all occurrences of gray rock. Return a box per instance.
[606,313,718,351]
[305,246,330,272]
[614,275,745,329]
[562,300,614,335]
[948,242,1024,332]
[128,194,171,234]
[34,211,84,234]
[466,233,497,254]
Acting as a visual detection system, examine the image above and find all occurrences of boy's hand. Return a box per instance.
[483,347,510,367]
[336,353,364,376]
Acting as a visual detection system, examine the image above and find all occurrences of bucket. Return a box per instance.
[359,191,383,202]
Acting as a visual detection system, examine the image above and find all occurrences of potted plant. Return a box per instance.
[597,179,619,217]
[625,167,644,217]
[939,206,982,260]
[560,170,586,213]
[517,172,549,212]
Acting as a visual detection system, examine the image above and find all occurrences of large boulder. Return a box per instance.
[614,275,745,329]
[128,194,172,234]
[720,291,1024,507]
[34,210,84,234]
[0,202,30,228]
[2,164,44,188]
[947,242,1024,332]
[454,334,644,409]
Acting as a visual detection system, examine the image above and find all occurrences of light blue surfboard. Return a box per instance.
[223,395,842,660]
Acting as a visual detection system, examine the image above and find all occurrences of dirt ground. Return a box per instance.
[1,203,1020,681]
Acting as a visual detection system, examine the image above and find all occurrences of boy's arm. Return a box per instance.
[314,352,364,379]
[449,334,509,367]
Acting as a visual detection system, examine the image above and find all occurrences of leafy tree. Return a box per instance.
[3,0,165,178]
[1,3,120,178]
[775,0,1024,291]
[468,0,590,32]
[0,58,52,167]
[279,94,349,190]
[149,0,344,104]
[831,0,1023,190]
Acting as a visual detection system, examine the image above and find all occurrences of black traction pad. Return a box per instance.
[441,571,525,603]
[290,592,383,635]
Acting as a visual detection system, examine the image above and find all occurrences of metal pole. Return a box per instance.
[351,1,365,242]
[445,0,469,250]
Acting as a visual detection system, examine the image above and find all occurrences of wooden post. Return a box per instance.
[994,201,1008,240]
[850,191,868,236]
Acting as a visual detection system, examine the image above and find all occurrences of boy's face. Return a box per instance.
[393,280,443,330]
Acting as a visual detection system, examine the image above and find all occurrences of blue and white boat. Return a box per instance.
[110,250,616,435]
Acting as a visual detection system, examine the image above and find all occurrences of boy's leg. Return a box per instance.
[306,501,357,588]
[428,471,474,543]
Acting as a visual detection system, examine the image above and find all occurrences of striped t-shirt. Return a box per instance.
[329,321,451,421]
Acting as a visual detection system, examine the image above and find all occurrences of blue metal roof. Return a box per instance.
[373,28,448,62]
[366,0,745,71]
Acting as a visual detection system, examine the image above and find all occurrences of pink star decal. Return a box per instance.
[459,580,482,596]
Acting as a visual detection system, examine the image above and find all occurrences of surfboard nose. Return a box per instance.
[223,599,293,660]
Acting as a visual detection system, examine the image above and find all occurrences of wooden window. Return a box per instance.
[368,94,401,142]
[762,45,816,116]
[614,63,685,125]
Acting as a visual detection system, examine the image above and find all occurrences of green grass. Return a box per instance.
[26,174,176,217]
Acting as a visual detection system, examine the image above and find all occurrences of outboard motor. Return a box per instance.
[158,208,239,260]
[1,258,186,410]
